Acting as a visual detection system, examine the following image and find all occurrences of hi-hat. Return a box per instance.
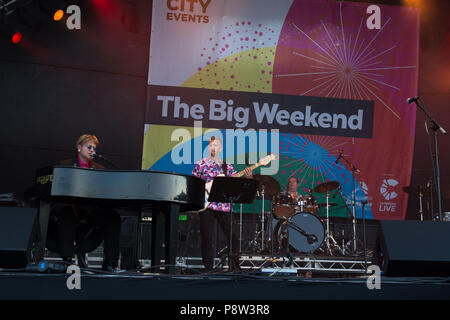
[314,181,339,194]
[252,174,280,197]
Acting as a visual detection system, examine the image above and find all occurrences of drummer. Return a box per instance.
[287,176,317,214]
[287,176,302,201]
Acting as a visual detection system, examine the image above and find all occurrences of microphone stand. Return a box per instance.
[336,153,359,254]
[261,184,265,252]
[428,177,434,220]
[413,97,446,222]
[361,200,368,273]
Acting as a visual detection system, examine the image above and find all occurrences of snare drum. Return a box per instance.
[293,196,307,212]
[293,195,318,214]
[303,194,318,214]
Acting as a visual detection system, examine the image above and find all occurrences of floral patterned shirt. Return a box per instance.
[192,157,237,212]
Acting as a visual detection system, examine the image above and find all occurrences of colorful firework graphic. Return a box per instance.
[183,21,278,93]
[271,1,419,219]
[274,2,417,123]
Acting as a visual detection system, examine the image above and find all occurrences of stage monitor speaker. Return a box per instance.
[374,220,450,277]
[0,207,43,269]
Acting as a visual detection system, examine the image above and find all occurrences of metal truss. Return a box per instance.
[176,254,371,275]
[239,255,370,274]
[44,250,371,275]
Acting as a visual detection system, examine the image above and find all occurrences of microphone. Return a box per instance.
[410,97,447,135]
[406,96,419,104]
[92,153,106,160]
[307,234,318,244]
[91,153,119,169]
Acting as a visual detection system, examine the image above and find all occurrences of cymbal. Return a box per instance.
[403,185,427,196]
[313,181,339,193]
[317,202,338,208]
[252,174,280,197]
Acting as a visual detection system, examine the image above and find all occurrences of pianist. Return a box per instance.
[47,134,121,271]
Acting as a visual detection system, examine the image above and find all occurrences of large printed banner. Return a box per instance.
[143,0,420,220]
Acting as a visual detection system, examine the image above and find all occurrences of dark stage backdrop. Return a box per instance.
[0,0,151,199]
[0,0,449,221]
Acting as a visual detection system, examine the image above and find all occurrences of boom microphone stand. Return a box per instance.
[92,154,119,169]
[411,96,447,222]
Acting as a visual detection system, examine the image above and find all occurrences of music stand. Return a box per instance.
[208,176,258,272]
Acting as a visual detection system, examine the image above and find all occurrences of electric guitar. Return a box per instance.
[200,154,278,212]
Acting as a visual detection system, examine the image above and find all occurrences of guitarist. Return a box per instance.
[192,136,252,272]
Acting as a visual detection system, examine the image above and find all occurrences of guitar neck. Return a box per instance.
[234,162,262,177]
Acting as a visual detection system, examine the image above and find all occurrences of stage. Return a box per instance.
[1,1,450,312]
[1,258,449,301]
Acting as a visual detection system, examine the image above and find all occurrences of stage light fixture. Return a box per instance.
[0,13,24,45]
[53,9,64,21]
[402,0,422,7]
[11,30,21,43]
[38,0,69,22]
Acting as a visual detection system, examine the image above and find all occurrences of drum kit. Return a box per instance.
[247,175,356,257]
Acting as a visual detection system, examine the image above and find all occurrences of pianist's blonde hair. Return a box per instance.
[76,134,100,149]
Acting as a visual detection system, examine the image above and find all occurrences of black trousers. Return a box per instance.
[200,209,240,271]
[47,205,121,267]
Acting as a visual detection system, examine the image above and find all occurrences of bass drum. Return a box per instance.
[273,212,325,253]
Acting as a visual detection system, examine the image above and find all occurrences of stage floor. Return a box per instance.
[1,268,449,301]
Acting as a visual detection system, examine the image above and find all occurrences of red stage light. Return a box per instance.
[92,0,117,14]
[11,32,22,44]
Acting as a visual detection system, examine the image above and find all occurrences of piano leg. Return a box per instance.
[166,204,180,274]
[151,209,164,271]
[38,200,51,255]
[151,203,180,274]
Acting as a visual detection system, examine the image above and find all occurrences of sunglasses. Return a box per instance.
[86,145,97,151]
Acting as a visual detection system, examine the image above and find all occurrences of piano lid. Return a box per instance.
[32,166,205,211]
